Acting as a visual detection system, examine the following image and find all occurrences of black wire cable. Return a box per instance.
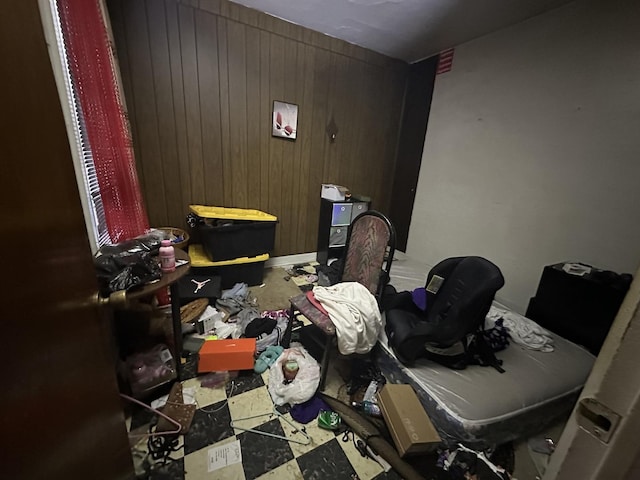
[146,421,181,466]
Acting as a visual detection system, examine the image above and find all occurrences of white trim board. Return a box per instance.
[265,252,317,268]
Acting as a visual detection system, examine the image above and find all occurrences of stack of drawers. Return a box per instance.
[316,198,370,264]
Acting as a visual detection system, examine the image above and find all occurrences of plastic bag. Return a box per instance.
[96,229,167,257]
[94,250,161,295]
[214,317,241,339]
[125,344,176,395]
[439,444,511,480]
[268,344,320,406]
[94,232,166,295]
[200,371,238,389]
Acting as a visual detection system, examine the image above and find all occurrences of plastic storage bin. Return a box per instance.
[189,244,268,289]
[190,205,277,262]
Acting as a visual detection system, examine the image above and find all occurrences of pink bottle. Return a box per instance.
[159,240,176,273]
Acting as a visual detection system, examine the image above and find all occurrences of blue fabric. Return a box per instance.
[290,395,331,423]
[254,345,284,373]
[411,287,428,311]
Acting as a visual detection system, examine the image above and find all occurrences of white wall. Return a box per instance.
[407,0,640,313]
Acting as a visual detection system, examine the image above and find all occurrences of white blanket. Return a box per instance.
[312,282,382,355]
[487,306,555,352]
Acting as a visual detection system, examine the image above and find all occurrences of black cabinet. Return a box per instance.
[526,262,632,355]
[316,198,370,264]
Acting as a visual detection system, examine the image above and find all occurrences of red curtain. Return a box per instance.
[57,0,148,243]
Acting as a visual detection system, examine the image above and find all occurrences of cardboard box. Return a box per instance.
[377,384,441,457]
[198,338,256,372]
[321,184,349,201]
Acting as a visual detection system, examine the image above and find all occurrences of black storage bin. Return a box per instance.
[189,244,268,289]
[199,221,276,262]
[189,205,278,262]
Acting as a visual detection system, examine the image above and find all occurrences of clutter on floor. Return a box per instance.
[120,247,591,480]
[283,262,322,292]
[112,210,475,478]
[123,266,453,480]
[282,259,355,293]
[268,344,320,406]
[438,444,511,480]
[125,365,421,480]
[377,383,441,457]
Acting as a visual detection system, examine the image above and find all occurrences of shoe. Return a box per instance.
[254,345,284,373]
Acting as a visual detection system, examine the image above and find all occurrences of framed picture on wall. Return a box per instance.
[272,101,298,140]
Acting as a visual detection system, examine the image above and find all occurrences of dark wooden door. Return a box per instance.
[389,56,438,252]
[0,2,133,479]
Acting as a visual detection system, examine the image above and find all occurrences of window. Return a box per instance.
[40,0,148,252]
[50,2,111,249]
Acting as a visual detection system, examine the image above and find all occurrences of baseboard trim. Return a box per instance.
[266,252,317,268]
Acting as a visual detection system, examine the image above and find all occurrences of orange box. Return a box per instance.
[198,338,256,372]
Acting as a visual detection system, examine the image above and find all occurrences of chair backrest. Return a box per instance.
[340,210,396,302]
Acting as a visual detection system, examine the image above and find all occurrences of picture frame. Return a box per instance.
[272,101,298,140]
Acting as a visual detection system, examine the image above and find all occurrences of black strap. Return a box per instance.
[469,329,505,373]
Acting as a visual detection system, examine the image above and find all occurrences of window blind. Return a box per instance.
[50,0,111,248]
[54,0,149,245]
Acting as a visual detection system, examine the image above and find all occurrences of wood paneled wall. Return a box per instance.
[108,0,408,256]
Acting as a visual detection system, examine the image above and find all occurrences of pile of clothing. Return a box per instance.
[486,306,554,352]
[181,283,289,357]
[308,282,382,355]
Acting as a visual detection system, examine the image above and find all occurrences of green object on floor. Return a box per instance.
[318,410,341,430]
[254,345,284,374]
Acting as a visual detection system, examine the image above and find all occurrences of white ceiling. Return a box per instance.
[229,0,574,63]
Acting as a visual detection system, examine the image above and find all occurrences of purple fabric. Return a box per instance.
[290,395,331,424]
[412,287,428,311]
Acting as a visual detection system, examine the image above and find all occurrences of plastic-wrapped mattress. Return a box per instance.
[378,252,595,449]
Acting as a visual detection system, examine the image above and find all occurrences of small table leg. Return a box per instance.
[283,304,296,348]
[170,283,183,380]
[318,335,332,391]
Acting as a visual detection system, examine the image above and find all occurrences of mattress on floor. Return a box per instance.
[377,252,596,449]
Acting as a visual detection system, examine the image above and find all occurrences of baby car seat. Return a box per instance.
[385,256,505,367]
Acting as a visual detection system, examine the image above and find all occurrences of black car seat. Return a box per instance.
[385,256,505,367]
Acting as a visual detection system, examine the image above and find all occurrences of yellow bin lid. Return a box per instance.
[190,205,277,222]
[189,244,270,266]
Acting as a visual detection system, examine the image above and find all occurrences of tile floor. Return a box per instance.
[125,264,548,479]
[126,265,410,480]
[127,361,405,480]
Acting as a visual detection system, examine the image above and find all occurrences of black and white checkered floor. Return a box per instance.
[127,363,404,480]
